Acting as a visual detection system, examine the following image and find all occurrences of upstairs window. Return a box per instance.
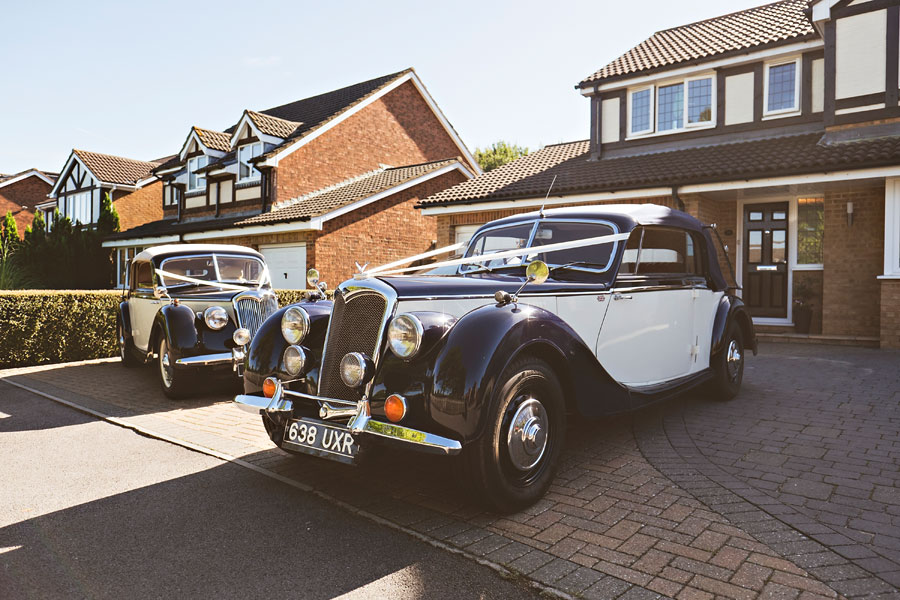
[66,191,92,225]
[238,142,263,181]
[629,75,714,137]
[187,156,208,191]
[765,59,800,116]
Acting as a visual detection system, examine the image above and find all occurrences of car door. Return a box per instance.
[128,260,161,352]
[684,232,722,375]
[595,227,696,387]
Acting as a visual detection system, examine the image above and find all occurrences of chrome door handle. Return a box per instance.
[613,293,633,301]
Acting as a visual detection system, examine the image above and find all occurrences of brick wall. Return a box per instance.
[314,170,464,283]
[274,80,469,204]
[822,183,884,338]
[0,175,53,238]
[114,181,164,231]
[881,280,900,348]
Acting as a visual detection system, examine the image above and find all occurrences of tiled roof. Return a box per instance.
[74,150,163,186]
[419,133,900,206]
[0,168,58,185]
[107,159,460,240]
[240,159,457,225]
[246,110,302,139]
[195,128,231,152]
[579,0,817,87]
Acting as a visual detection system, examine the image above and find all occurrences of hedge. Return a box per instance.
[0,289,326,369]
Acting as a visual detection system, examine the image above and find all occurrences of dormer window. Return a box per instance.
[628,75,714,138]
[764,58,800,117]
[238,142,263,181]
[187,156,208,191]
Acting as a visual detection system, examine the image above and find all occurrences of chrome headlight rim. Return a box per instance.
[282,344,307,377]
[232,327,251,346]
[387,313,424,360]
[339,352,373,388]
[281,306,310,345]
[204,306,229,331]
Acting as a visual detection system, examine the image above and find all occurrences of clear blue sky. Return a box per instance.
[0,0,765,174]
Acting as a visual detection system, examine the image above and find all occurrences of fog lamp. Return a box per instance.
[233,328,251,346]
[262,377,278,399]
[283,345,306,377]
[339,352,373,388]
[384,394,407,423]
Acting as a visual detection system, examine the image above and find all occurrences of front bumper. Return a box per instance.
[175,352,232,367]
[234,380,462,456]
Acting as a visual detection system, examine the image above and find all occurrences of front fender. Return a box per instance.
[243,300,333,393]
[428,302,627,444]
[154,303,198,356]
[118,301,133,341]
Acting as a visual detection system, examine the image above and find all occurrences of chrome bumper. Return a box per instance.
[175,352,232,367]
[233,380,462,456]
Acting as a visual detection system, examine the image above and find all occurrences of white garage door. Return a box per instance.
[260,244,307,289]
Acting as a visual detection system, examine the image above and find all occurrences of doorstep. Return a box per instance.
[757,332,880,347]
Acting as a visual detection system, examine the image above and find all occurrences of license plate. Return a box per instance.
[283,418,358,464]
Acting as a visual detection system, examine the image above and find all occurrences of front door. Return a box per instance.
[743,202,788,318]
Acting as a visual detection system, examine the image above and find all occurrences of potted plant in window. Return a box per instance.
[793,280,815,334]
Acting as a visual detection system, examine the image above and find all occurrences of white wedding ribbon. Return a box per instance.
[154,268,264,292]
[363,231,631,277]
[365,242,464,275]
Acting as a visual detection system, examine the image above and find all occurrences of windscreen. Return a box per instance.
[160,254,267,287]
[461,223,534,271]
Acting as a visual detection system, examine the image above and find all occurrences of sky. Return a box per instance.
[0,0,767,175]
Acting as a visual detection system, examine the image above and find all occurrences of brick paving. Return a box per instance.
[3,343,900,599]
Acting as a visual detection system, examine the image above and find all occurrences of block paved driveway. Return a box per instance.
[3,343,900,600]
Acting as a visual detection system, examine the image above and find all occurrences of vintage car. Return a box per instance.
[119,244,278,398]
[233,205,757,510]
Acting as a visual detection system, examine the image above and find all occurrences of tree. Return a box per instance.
[1,210,19,253]
[97,192,120,235]
[474,141,529,172]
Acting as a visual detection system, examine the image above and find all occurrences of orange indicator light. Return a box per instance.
[385,394,407,423]
[262,377,278,399]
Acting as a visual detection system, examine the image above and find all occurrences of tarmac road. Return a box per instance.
[0,383,540,600]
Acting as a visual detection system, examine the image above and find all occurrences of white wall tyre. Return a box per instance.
[464,356,566,513]
[157,337,193,399]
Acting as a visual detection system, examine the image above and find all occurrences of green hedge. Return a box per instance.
[0,289,327,369]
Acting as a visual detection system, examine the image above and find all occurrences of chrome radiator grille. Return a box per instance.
[318,290,388,402]
[234,293,279,337]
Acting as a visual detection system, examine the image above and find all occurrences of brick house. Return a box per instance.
[0,169,57,237]
[46,149,166,234]
[419,0,900,349]
[102,69,478,287]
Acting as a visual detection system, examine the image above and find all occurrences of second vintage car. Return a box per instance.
[234,205,757,510]
[119,244,278,398]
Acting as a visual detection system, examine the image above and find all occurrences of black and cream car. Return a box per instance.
[234,205,757,510]
[118,244,278,398]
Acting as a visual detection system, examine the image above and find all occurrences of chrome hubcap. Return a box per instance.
[119,332,126,358]
[160,342,173,387]
[507,398,548,471]
[726,340,743,381]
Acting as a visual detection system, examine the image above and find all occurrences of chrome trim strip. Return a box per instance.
[175,352,232,366]
[399,290,610,301]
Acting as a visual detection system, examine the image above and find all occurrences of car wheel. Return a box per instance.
[157,337,192,399]
[464,357,566,513]
[117,321,140,368]
[709,322,744,400]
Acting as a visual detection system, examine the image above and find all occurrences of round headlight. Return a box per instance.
[387,313,424,359]
[204,306,228,330]
[233,328,251,346]
[281,306,310,344]
[283,345,306,377]
[339,352,372,388]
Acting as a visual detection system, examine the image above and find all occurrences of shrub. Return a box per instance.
[0,290,121,368]
[0,288,330,368]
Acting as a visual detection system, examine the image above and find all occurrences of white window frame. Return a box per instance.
[627,73,716,139]
[238,142,263,182]
[882,177,900,278]
[187,156,208,191]
[67,191,92,225]
[763,57,801,118]
[628,85,655,137]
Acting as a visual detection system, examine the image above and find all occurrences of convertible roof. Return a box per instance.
[134,243,263,262]
[483,204,705,233]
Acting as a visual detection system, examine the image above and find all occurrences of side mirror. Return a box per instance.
[307,268,320,288]
[526,260,549,285]
[153,285,167,299]
[317,281,327,292]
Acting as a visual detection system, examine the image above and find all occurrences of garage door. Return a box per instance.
[260,244,307,289]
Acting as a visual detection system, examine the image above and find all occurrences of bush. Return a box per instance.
[0,290,121,368]
[0,288,330,369]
